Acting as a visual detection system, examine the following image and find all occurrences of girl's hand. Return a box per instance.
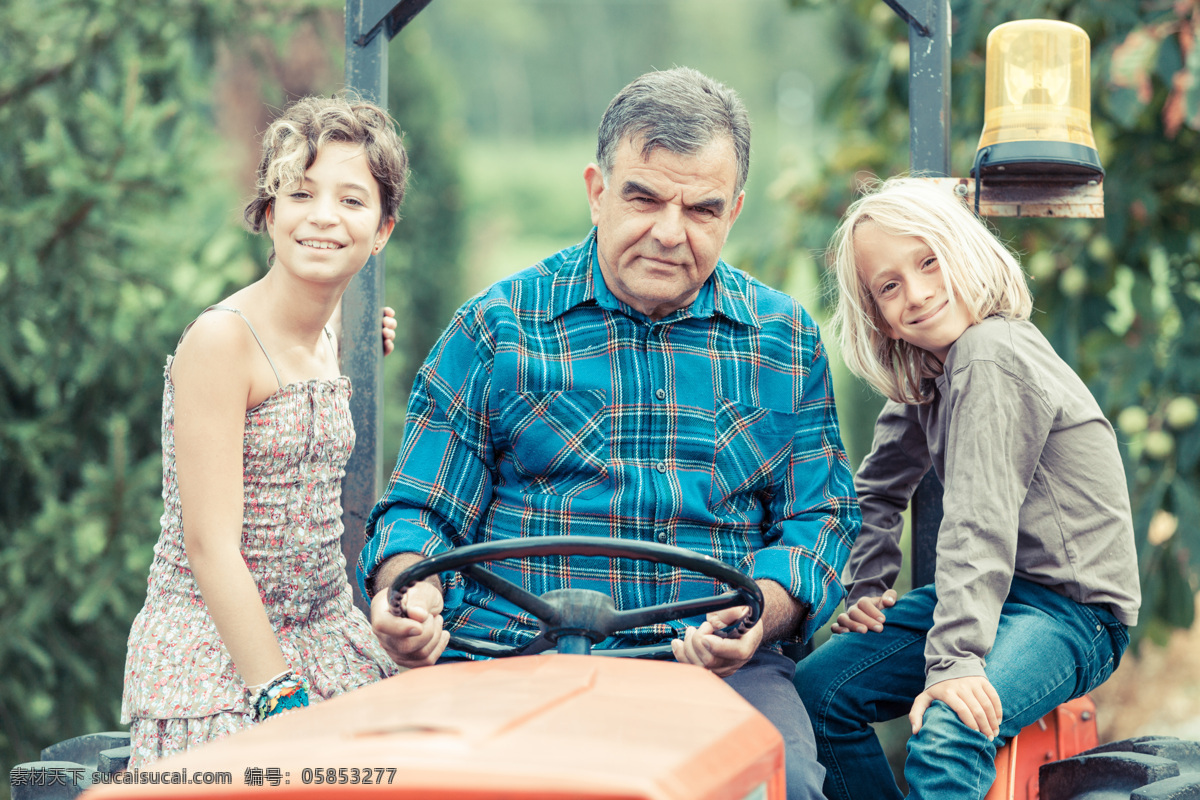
[381,306,397,356]
[831,589,898,634]
[909,675,1003,740]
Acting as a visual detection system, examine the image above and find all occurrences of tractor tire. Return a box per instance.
[1039,736,1200,800]
[9,731,131,800]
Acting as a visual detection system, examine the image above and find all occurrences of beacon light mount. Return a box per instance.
[968,19,1104,216]
[886,2,1104,220]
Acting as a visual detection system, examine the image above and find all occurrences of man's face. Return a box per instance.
[584,137,743,320]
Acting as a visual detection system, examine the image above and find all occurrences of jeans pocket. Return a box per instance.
[1090,655,1116,691]
[1106,619,1130,667]
[1080,604,1128,691]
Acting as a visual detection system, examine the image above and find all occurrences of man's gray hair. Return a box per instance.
[596,67,751,196]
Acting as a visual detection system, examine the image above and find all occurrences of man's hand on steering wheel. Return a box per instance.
[370,579,449,668]
[378,537,769,662]
[671,605,762,678]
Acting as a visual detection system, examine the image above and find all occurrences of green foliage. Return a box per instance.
[411,0,844,261]
[773,0,1200,640]
[0,0,332,779]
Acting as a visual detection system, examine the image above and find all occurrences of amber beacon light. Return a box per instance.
[973,19,1103,182]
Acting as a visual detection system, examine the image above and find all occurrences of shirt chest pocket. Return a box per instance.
[709,397,798,514]
[493,389,611,500]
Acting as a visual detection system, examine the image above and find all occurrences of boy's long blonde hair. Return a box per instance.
[829,176,1033,404]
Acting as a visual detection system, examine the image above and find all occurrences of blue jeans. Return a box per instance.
[726,650,826,800]
[791,579,1128,800]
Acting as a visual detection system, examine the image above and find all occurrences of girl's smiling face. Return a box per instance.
[855,220,975,363]
[267,142,394,286]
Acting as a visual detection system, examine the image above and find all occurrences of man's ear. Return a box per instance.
[583,163,606,227]
[715,190,744,247]
[729,191,745,227]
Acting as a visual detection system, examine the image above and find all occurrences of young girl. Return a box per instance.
[121,95,407,766]
[792,177,1141,800]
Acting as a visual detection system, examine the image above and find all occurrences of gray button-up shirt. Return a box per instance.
[847,317,1141,688]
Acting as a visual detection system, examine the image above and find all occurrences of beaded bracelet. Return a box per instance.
[251,671,310,722]
[245,669,290,696]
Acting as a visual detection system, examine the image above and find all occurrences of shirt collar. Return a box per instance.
[547,228,759,329]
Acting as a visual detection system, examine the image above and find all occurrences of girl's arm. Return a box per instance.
[173,313,289,689]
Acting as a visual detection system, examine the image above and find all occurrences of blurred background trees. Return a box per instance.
[777,0,1200,646]
[0,0,464,778]
[3,0,1198,784]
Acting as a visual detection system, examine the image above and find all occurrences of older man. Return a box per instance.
[358,67,860,799]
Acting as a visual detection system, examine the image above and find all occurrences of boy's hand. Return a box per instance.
[381,306,397,356]
[832,589,898,633]
[909,676,1003,740]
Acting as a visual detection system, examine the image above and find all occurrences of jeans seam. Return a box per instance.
[997,671,1073,735]
[812,630,925,800]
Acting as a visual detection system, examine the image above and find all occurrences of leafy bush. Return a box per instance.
[0,0,331,779]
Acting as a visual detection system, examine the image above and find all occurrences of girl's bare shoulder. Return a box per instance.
[175,307,260,366]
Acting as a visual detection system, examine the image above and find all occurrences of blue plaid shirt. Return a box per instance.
[359,230,859,651]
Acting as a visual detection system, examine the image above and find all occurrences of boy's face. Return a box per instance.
[855,221,974,363]
[583,136,743,320]
[267,142,394,286]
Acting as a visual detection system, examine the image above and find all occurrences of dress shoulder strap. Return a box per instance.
[323,325,339,362]
[176,304,283,390]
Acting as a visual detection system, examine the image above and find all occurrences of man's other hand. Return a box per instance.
[671,605,762,678]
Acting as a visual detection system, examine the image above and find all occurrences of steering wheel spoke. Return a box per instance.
[608,591,753,632]
[460,564,560,622]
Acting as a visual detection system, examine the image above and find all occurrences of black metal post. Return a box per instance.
[341,0,434,611]
[885,0,951,177]
[884,0,951,588]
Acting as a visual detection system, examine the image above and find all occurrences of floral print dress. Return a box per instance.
[121,311,396,766]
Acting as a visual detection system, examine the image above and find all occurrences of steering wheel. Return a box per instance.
[388,536,764,658]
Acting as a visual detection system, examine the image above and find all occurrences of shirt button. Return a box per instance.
[1096,624,1103,632]
[656,531,668,543]
[656,461,668,473]
[655,388,666,401]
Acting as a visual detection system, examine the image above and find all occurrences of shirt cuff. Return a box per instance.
[924,656,988,690]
